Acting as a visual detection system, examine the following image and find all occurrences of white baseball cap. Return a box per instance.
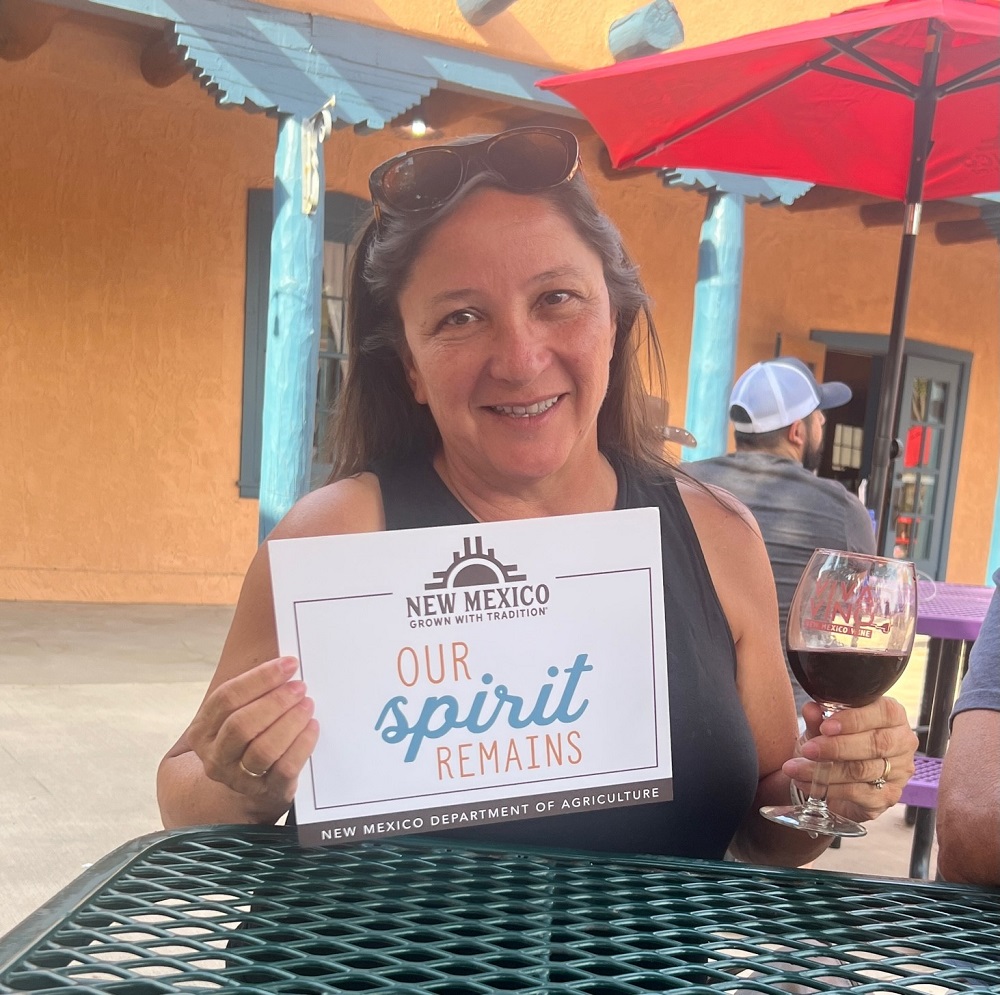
[729,357,852,434]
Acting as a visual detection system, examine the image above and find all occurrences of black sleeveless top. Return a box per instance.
[370,452,759,860]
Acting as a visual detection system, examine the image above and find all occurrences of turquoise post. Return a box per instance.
[681,190,744,462]
[258,114,325,542]
[987,477,1000,584]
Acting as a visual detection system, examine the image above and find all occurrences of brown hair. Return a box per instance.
[329,150,670,480]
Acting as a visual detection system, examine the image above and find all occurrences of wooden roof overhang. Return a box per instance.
[41,0,576,124]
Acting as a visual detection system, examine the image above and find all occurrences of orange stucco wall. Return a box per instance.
[2,16,274,602]
[265,0,850,70]
[2,5,998,605]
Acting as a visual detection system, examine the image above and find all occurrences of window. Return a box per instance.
[238,190,369,498]
[890,373,950,563]
[831,423,863,471]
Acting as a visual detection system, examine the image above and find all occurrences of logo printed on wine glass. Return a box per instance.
[805,576,891,640]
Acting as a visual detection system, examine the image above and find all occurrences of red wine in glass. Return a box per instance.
[788,648,910,710]
[761,549,917,838]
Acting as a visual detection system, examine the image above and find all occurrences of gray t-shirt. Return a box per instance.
[686,451,876,712]
[952,568,1000,718]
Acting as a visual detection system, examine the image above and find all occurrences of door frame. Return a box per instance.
[810,330,972,579]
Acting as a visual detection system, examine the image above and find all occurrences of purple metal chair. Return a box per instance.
[900,753,942,810]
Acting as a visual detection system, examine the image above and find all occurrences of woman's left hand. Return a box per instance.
[782,696,918,823]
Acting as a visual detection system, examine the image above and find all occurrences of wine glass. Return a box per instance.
[760,549,917,837]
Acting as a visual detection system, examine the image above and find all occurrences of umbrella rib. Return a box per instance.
[813,63,912,96]
[824,35,917,96]
[939,59,1000,97]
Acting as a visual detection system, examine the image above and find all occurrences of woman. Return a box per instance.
[158,127,916,864]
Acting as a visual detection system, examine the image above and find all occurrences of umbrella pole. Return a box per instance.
[867,24,942,553]
[869,211,920,551]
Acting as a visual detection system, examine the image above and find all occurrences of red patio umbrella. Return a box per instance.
[540,0,1000,547]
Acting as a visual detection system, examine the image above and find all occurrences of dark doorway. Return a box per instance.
[817,350,876,496]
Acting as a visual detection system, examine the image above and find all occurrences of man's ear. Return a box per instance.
[787,419,807,448]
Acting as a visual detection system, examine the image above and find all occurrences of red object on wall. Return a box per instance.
[905,426,933,467]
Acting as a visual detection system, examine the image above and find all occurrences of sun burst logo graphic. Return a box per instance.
[425,537,527,591]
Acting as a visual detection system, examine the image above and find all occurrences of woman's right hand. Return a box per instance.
[184,655,319,819]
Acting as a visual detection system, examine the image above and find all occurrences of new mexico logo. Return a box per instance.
[405,536,551,628]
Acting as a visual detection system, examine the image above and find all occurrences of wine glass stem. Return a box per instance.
[803,762,832,812]
[802,707,839,816]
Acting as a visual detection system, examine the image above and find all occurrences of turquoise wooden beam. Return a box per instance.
[258,113,326,542]
[681,190,744,462]
[457,0,517,26]
[664,169,813,207]
[609,0,683,62]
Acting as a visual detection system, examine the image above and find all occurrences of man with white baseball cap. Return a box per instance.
[729,357,852,444]
[688,357,875,717]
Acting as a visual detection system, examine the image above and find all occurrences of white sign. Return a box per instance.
[269,508,671,846]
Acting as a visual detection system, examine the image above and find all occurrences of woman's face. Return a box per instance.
[396,187,616,492]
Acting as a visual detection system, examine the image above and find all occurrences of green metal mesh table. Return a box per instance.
[2,825,999,994]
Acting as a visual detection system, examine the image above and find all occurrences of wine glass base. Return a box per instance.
[760,805,868,838]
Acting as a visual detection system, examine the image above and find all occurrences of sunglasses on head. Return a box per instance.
[368,127,581,228]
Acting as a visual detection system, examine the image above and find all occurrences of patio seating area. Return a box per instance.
[0,600,935,937]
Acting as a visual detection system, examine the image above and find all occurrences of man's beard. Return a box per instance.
[802,434,824,473]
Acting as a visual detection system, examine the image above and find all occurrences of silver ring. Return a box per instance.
[239,758,269,779]
[869,756,891,790]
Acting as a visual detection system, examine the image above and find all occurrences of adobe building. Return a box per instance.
[2,0,998,604]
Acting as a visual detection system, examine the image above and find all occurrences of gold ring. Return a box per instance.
[869,756,891,790]
[239,758,269,779]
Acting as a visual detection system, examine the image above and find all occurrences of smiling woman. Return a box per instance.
[395,189,617,503]
[335,127,657,495]
[156,127,917,866]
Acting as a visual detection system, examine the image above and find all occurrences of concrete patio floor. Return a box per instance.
[0,601,936,937]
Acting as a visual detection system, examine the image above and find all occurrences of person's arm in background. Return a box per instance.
[936,710,1000,885]
[936,571,1000,886]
